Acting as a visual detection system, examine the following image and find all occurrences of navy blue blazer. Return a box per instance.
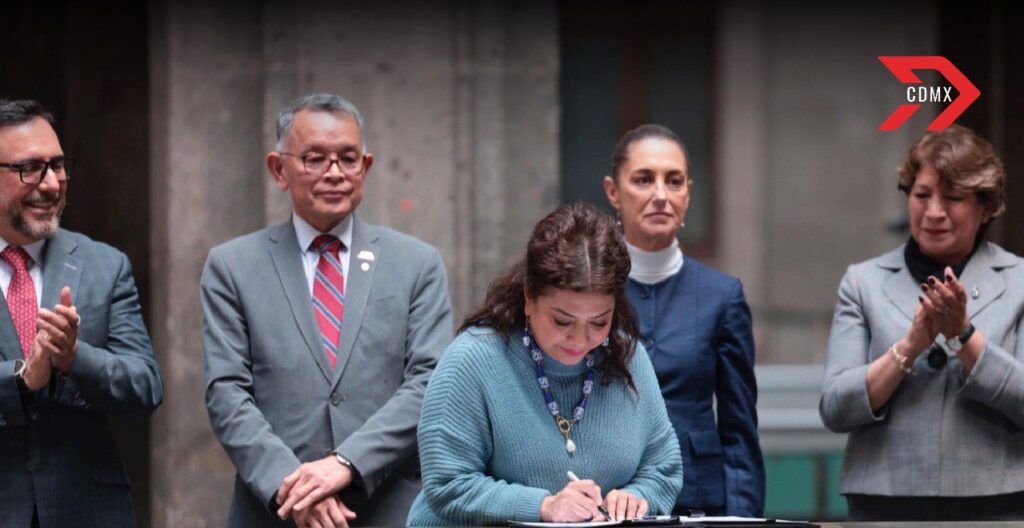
[0,230,164,527]
[627,258,765,516]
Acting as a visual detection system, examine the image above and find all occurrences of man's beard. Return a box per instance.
[6,190,64,241]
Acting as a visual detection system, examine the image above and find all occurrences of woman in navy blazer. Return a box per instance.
[603,124,765,516]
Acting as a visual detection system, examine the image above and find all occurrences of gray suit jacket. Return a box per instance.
[203,217,453,527]
[820,241,1024,496]
[0,229,164,527]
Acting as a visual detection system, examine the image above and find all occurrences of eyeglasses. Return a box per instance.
[279,151,366,178]
[0,156,75,184]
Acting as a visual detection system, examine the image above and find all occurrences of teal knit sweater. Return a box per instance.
[407,328,683,526]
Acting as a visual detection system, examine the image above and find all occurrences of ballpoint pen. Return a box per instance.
[566,470,614,521]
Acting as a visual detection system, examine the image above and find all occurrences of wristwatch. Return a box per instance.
[334,452,354,471]
[945,323,976,351]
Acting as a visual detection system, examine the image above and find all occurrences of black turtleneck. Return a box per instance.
[904,235,982,285]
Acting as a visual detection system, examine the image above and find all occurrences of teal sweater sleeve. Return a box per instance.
[621,346,684,514]
[418,341,550,524]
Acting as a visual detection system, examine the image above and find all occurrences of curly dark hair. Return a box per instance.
[460,202,639,389]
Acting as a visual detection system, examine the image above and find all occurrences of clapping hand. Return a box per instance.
[21,333,53,391]
[36,287,79,373]
[920,266,971,339]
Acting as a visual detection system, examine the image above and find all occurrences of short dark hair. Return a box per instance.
[0,99,55,128]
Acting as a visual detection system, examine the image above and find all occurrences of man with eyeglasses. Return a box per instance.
[202,93,453,528]
[0,99,164,528]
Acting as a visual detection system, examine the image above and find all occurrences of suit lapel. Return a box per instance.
[267,222,332,382]
[677,262,699,360]
[331,218,379,389]
[959,242,1010,320]
[0,232,82,361]
[40,231,83,312]
[0,283,17,360]
[879,246,919,322]
[881,241,1014,322]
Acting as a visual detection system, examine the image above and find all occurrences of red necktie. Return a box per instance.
[311,235,345,369]
[1,246,37,359]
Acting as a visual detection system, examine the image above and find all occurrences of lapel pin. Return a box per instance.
[971,286,980,299]
[357,251,375,261]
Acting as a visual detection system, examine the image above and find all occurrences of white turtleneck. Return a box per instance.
[626,237,684,285]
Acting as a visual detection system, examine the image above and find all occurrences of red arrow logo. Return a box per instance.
[878,56,980,131]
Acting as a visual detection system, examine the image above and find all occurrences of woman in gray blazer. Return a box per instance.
[820,125,1024,521]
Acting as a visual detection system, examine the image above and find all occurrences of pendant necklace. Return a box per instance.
[523,325,595,456]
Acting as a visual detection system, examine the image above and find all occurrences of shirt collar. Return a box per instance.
[292,213,353,253]
[0,235,47,267]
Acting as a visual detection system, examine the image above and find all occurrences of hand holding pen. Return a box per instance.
[567,471,614,521]
[569,471,650,521]
[539,472,608,523]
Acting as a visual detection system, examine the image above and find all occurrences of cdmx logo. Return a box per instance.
[878,56,980,131]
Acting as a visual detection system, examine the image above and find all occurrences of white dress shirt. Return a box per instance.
[293,213,353,295]
[0,236,46,309]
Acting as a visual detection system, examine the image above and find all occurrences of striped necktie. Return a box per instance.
[311,235,345,369]
[1,246,37,359]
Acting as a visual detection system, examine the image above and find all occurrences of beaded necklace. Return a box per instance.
[523,325,596,456]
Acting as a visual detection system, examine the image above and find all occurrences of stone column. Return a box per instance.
[149,2,266,526]
[716,0,936,364]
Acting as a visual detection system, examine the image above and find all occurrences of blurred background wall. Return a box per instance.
[3,0,1022,525]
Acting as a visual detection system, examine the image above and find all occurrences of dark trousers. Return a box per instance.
[847,492,1024,521]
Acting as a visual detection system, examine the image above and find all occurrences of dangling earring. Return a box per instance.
[603,336,610,347]
[523,315,532,347]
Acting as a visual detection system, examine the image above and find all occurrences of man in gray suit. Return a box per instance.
[203,93,453,528]
[0,99,164,527]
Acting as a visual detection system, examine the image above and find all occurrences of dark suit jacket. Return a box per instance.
[0,229,164,528]
[627,258,765,516]
[203,217,453,527]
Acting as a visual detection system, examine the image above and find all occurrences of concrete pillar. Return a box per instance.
[149,2,265,526]
[716,0,936,364]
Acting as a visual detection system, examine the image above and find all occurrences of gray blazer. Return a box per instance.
[820,241,1024,496]
[0,229,164,527]
[203,217,453,527]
